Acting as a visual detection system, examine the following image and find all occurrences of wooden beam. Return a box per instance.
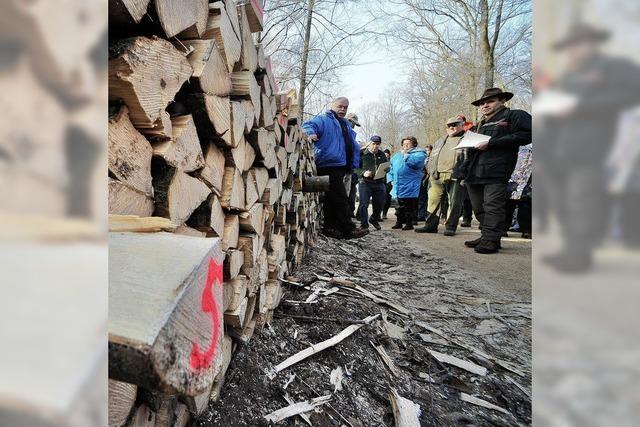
[109,232,225,396]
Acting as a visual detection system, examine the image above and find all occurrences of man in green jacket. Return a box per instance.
[355,135,388,230]
[415,116,466,236]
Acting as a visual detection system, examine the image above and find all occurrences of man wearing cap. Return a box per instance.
[346,113,362,218]
[355,135,388,230]
[463,88,532,254]
[302,97,368,239]
[415,116,467,236]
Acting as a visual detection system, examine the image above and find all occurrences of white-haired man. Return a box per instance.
[302,97,367,239]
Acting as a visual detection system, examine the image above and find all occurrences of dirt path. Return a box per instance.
[199,218,532,426]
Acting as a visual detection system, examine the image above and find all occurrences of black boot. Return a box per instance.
[443,228,456,236]
[474,240,501,254]
[465,237,502,249]
[415,213,439,233]
[391,221,403,229]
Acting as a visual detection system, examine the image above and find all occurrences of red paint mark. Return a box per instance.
[189,258,223,371]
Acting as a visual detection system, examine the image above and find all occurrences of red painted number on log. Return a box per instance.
[190,258,223,370]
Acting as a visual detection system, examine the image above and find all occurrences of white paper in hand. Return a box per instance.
[451,131,491,150]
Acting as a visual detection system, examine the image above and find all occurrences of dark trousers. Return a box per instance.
[467,182,507,241]
[461,187,473,222]
[383,183,393,216]
[396,198,418,226]
[505,198,532,234]
[358,181,386,227]
[317,167,356,234]
[417,180,429,221]
[349,172,358,215]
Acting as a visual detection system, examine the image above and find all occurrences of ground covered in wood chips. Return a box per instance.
[198,228,532,426]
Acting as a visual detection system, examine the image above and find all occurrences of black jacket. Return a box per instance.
[463,108,532,183]
[356,148,388,183]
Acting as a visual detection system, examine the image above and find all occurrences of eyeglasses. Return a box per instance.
[447,124,461,128]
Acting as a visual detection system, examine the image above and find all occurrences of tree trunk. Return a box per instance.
[479,0,494,88]
[298,0,315,120]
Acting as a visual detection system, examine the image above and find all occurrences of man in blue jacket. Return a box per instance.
[302,97,368,239]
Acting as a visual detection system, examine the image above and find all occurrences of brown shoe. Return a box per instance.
[346,227,370,239]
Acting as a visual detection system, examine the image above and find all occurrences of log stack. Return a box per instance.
[108,1,321,425]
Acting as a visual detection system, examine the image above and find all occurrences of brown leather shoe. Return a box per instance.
[346,227,370,239]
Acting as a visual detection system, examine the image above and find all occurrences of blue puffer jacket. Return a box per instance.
[389,148,427,198]
[302,111,360,170]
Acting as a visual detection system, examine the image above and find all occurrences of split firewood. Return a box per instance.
[247,129,277,169]
[173,403,190,427]
[197,142,226,195]
[222,214,240,250]
[187,194,225,237]
[242,99,256,132]
[223,275,248,313]
[109,215,176,233]
[151,159,211,225]
[153,395,177,427]
[256,45,267,71]
[271,315,379,376]
[109,232,225,396]
[261,178,282,205]
[109,178,155,217]
[239,203,264,234]
[261,93,275,129]
[109,36,192,129]
[109,0,151,25]
[230,71,261,121]
[127,404,156,427]
[236,4,258,73]
[176,39,232,97]
[184,94,234,148]
[238,0,264,32]
[224,297,247,328]
[220,167,245,211]
[155,0,208,38]
[231,101,246,147]
[389,389,421,427]
[108,380,137,427]
[224,250,245,280]
[140,111,173,141]
[204,2,242,72]
[152,115,204,173]
[263,395,332,424]
[109,105,154,197]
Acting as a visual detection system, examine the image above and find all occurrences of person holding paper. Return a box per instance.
[355,135,388,230]
[462,88,532,254]
[415,116,467,236]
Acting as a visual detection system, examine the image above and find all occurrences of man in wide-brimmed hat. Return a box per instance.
[461,88,532,254]
[535,22,640,272]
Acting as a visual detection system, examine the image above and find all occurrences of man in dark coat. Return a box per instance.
[538,23,640,272]
[463,88,532,254]
[355,135,388,230]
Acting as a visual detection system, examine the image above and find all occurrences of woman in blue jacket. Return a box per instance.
[389,136,427,230]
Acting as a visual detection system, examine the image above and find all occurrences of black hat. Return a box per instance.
[553,23,610,50]
[471,87,514,106]
[370,135,382,143]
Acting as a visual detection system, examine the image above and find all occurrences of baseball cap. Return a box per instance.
[370,135,382,144]
[446,116,464,125]
[346,113,361,127]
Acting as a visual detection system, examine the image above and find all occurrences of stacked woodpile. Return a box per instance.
[108,1,322,425]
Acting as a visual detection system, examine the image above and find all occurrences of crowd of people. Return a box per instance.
[302,87,532,255]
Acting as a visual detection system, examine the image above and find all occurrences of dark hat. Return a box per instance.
[346,113,361,126]
[383,149,391,154]
[471,87,514,106]
[553,23,610,50]
[370,135,382,143]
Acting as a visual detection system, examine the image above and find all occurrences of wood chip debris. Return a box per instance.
[264,395,331,424]
[389,388,421,427]
[269,315,379,377]
[427,349,487,377]
[283,394,312,426]
[459,393,510,415]
[330,367,344,392]
[371,342,401,377]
